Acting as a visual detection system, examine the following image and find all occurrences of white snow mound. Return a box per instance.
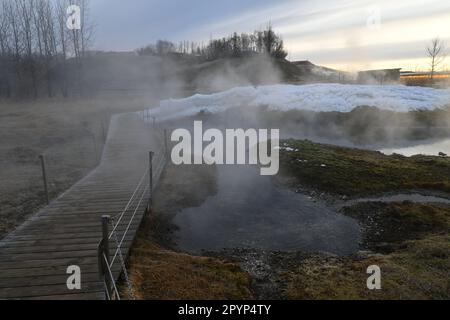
[148,84,450,121]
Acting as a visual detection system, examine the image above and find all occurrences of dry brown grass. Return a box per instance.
[123,226,253,300]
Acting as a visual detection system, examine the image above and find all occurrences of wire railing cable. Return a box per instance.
[108,167,149,239]
[110,185,148,267]
[103,253,121,300]
[98,117,168,300]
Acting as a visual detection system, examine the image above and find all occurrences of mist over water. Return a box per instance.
[157,92,450,255]
[173,165,360,255]
[132,49,450,256]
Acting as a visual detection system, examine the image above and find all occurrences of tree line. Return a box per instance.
[0,0,93,99]
[137,25,288,61]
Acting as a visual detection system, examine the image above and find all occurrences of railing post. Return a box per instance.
[101,120,106,143]
[39,155,49,205]
[149,151,154,207]
[97,240,107,299]
[152,116,156,127]
[92,132,99,163]
[102,215,110,265]
[101,215,111,298]
[164,129,169,158]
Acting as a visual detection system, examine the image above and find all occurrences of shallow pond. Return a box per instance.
[159,114,449,256]
[173,165,361,255]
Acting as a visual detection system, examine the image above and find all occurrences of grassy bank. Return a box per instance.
[279,139,450,196]
[278,140,450,299]
[343,202,450,252]
[124,223,252,300]
[282,202,450,300]
[282,235,450,299]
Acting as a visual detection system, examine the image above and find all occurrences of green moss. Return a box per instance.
[282,235,450,300]
[342,202,450,252]
[279,139,450,196]
[283,202,450,300]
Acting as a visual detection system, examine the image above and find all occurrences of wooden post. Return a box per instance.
[102,216,110,265]
[39,155,49,205]
[101,120,106,143]
[149,151,154,207]
[164,129,168,158]
[97,240,107,299]
[101,215,111,298]
[92,133,99,163]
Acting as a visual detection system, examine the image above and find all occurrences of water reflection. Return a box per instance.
[173,165,361,255]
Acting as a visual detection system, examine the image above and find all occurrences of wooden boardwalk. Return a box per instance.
[0,113,163,300]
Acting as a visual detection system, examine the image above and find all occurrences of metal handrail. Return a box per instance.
[109,185,148,267]
[103,253,121,300]
[98,118,168,300]
[108,168,149,239]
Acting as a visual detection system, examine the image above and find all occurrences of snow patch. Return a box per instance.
[148,84,450,121]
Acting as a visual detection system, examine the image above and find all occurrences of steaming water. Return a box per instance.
[148,101,450,256]
[173,165,361,255]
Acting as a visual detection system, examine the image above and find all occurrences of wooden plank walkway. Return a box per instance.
[0,113,163,300]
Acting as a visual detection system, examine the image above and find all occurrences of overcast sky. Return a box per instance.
[90,0,450,71]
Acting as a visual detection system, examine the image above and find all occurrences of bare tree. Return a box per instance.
[18,0,39,97]
[0,2,7,55]
[0,0,12,97]
[67,0,93,95]
[55,0,70,97]
[139,25,288,62]
[0,0,95,99]
[6,0,23,90]
[35,0,57,97]
[427,38,446,80]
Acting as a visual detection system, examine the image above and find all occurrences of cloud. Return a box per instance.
[89,0,450,70]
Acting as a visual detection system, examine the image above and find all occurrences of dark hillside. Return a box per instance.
[77,53,346,96]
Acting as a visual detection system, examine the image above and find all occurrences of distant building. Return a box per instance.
[357,68,401,84]
[400,71,450,80]
[400,71,450,87]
